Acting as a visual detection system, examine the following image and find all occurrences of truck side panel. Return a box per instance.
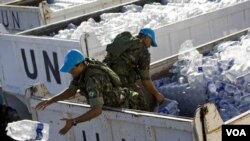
[0,0,14,4]
[0,6,42,32]
[0,34,81,95]
[29,98,194,141]
[47,0,137,24]
[193,103,250,141]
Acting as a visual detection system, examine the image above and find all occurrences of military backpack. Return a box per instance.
[84,58,122,87]
[104,31,145,85]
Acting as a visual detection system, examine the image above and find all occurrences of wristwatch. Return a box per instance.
[72,119,77,126]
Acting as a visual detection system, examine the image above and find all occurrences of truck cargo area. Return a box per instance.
[0,0,140,32]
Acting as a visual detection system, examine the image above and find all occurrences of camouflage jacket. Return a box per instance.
[69,63,139,109]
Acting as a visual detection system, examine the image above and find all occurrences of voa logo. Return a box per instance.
[226,129,246,136]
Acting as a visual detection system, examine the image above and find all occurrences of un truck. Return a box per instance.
[0,0,136,33]
[22,27,250,141]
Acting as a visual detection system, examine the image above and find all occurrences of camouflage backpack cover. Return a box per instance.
[106,31,142,60]
[104,31,145,86]
[84,58,140,109]
[106,31,132,59]
[84,58,122,87]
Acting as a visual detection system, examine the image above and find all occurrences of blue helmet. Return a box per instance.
[139,28,158,47]
[60,49,85,72]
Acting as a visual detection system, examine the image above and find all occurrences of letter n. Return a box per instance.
[43,51,61,84]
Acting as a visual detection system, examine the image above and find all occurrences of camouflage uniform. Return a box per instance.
[69,63,139,109]
[103,36,151,111]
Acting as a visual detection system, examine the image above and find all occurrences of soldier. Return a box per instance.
[103,28,165,111]
[35,49,139,135]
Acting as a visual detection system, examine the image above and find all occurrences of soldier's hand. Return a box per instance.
[35,99,52,110]
[59,118,73,135]
[156,93,165,104]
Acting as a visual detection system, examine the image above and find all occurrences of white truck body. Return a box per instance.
[21,28,250,141]
[18,0,250,63]
[0,0,13,4]
[0,0,136,33]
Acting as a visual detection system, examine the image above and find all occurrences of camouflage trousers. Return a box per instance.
[119,87,150,111]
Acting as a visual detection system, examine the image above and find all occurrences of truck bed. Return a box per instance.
[0,0,139,32]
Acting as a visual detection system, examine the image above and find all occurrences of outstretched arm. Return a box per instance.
[35,87,77,110]
[59,73,106,134]
[141,79,164,103]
